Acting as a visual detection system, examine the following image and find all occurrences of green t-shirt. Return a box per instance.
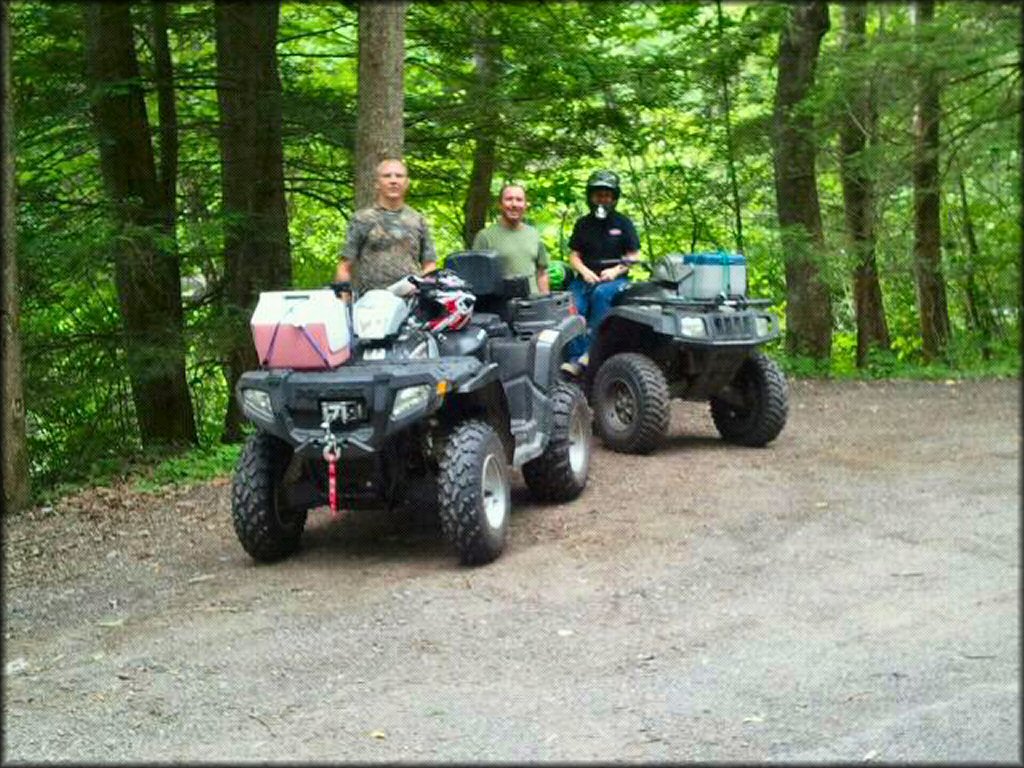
[472,221,549,295]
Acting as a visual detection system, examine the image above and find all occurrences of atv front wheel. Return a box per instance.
[710,351,788,447]
[592,352,670,454]
[437,420,510,566]
[523,382,592,502]
[231,431,308,562]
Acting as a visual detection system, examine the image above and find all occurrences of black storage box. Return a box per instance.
[445,251,506,296]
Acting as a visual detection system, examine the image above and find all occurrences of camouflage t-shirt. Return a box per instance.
[341,205,437,292]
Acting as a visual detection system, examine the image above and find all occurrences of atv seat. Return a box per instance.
[612,281,675,306]
[436,326,488,361]
[468,312,512,338]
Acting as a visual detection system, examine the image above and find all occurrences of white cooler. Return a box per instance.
[250,290,351,370]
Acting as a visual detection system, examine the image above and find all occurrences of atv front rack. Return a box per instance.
[618,294,774,311]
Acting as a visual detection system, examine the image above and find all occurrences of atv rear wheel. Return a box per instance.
[592,352,670,454]
[523,382,592,502]
[710,351,788,446]
[231,431,308,562]
[437,420,510,566]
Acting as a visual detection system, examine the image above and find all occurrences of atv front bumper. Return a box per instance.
[609,302,780,347]
[236,357,488,459]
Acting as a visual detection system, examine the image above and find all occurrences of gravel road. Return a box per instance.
[3,378,1019,762]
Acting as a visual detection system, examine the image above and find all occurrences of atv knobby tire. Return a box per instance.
[710,351,788,447]
[437,420,510,566]
[231,431,308,562]
[523,382,592,502]
[592,352,670,454]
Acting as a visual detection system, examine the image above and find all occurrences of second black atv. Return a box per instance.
[580,252,789,454]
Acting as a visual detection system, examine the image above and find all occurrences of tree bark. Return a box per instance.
[151,2,177,229]
[839,3,889,367]
[462,13,500,248]
[956,170,995,346]
[2,0,31,510]
[715,0,744,254]
[83,4,197,448]
[910,0,950,361]
[772,2,832,360]
[215,0,292,442]
[354,0,406,209]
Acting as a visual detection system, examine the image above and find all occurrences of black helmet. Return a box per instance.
[586,170,620,219]
[586,169,621,197]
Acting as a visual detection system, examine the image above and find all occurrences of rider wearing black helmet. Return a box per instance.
[563,170,641,375]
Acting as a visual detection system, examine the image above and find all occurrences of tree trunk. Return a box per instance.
[839,3,889,367]
[462,14,500,248]
[354,0,406,209]
[215,0,292,442]
[956,170,996,348]
[463,136,497,249]
[625,156,656,259]
[772,2,832,360]
[83,4,197,448]
[151,2,177,229]
[910,0,950,361]
[2,0,31,510]
[716,0,744,254]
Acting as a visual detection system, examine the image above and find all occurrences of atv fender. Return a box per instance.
[588,310,670,373]
[446,366,513,458]
[532,314,586,390]
[454,361,502,393]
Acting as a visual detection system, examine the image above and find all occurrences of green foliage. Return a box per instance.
[31,441,243,504]
[10,0,1021,501]
[779,322,1020,381]
[132,442,242,493]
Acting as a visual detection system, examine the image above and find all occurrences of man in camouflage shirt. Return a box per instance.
[335,158,437,294]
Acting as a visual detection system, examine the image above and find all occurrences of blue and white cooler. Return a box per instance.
[680,251,747,299]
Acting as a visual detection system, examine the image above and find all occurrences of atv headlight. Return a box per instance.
[755,316,770,337]
[241,388,273,422]
[390,385,431,422]
[679,316,707,338]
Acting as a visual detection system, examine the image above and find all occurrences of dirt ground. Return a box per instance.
[3,378,1019,762]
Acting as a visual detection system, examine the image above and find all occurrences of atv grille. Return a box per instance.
[709,314,755,339]
[289,407,369,430]
[288,396,368,429]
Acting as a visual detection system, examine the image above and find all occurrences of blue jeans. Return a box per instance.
[567,277,628,360]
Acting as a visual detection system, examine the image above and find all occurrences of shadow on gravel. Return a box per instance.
[651,434,732,454]
[285,477,547,568]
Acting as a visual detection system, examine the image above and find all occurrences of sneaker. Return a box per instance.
[560,360,583,377]
[560,353,588,377]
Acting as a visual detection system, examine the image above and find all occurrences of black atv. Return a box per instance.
[231,250,591,566]
[581,253,788,454]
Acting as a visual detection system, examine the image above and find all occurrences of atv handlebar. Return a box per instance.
[328,281,353,298]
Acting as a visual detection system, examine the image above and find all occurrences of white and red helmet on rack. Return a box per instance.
[412,270,476,332]
[426,290,475,332]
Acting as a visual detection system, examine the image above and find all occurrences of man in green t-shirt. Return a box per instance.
[472,184,550,295]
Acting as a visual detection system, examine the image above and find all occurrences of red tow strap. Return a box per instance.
[323,444,342,519]
[328,454,338,516]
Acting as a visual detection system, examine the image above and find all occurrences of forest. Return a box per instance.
[1,1,1020,509]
